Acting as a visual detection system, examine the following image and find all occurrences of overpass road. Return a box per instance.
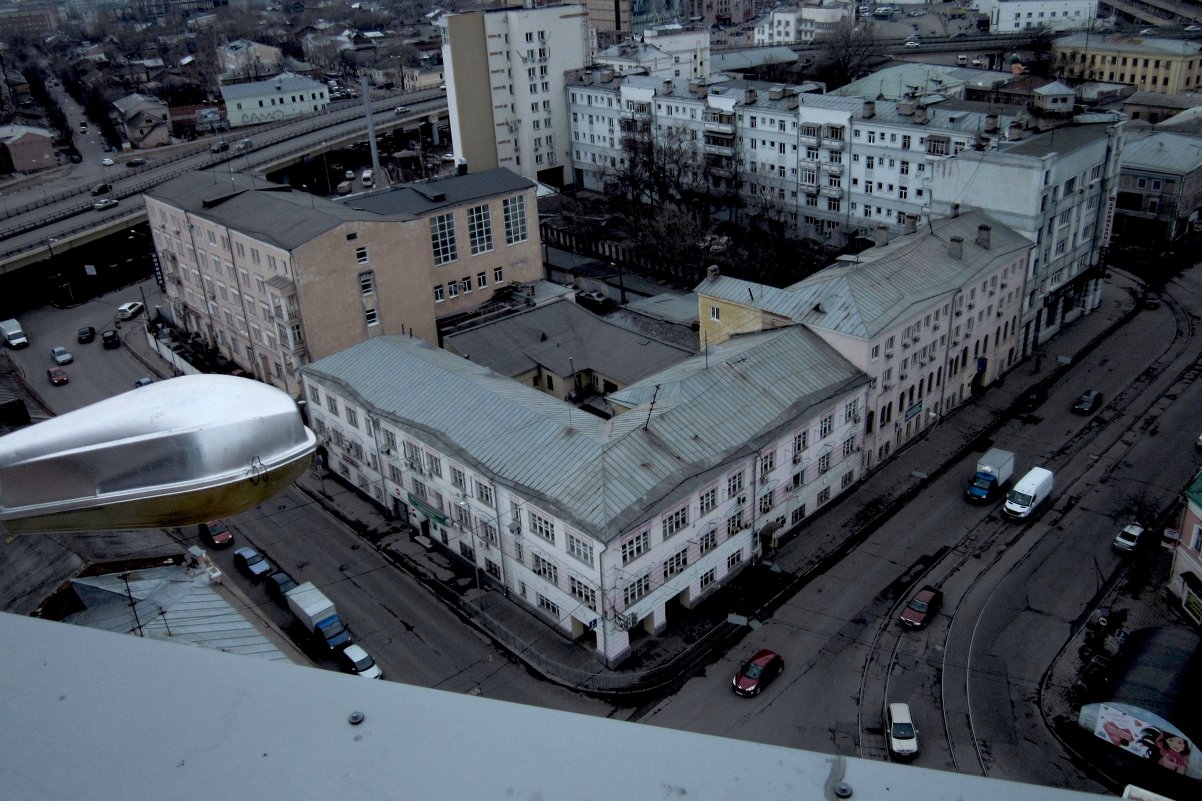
[0,90,449,275]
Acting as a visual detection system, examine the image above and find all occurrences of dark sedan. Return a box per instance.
[233,547,272,581]
[899,585,943,629]
[732,649,784,697]
[77,326,96,344]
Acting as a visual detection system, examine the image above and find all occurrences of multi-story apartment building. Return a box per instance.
[1054,33,1202,94]
[300,327,869,665]
[696,211,1031,467]
[595,24,711,80]
[1169,468,1202,626]
[1114,131,1202,242]
[585,0,686,46]
[927,122,1124,355]
[440,3,589,188]
[144,168,543,397]
[972,0,1097,32]
[219,72,328,128]
[752,3,849,46]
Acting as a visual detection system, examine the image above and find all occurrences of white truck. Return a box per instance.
[0,318,28,348]
[1003,467,1054,519]
[965,448,1015,503]
[285,582,351,651]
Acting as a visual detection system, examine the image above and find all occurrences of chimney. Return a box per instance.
[662,80,673,95]
[949,236,963,260]
[600,69,615,83]
[863,99,876,118]
[914,104,928,123]
[951,203,961,219]
[786,93,799,110]
[688,78,703,95]
[976,224,992,249]
[706,264,720,281]
[1007,121,1023,141]
[874,224,889,247]
[984,113,999,133]
[769,85,785,100]
[898,100,915,116]
[582,71,594,85]
[745,88,758,104]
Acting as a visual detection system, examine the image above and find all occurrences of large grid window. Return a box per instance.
[430,213,458,265]
[567,533,594,565]
[532,554,558,585]
[569,577,597,610]
[358,270,375,295]
[467,204,494,255]
[622,531,648,564]
[529,511,555,544]
[662,505,688,539]
[663,547,689,580]
[623,573,650,605]
[503,195,528,244]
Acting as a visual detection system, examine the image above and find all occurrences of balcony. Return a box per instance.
[823,138,845,151]
[821,162,844,176]
[703,119,735,135]
[704,141,735,157]
[799,134,820,148]
[821,185,843,198]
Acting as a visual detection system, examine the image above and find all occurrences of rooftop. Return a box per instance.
[219,71,324,100]
[1121,131,1202,173]
[1054,32,1202,57]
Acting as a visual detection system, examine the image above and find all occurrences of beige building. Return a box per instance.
[0,124,55,172]
[1053,33,1202,94]
[144,168,543,396]
[112,94,170,149]
[440,3,589,187]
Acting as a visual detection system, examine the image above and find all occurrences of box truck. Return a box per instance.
[965,448,1015,503]
[1,319,28,348]
[1003,467,1054,519]
[285,582,351,651]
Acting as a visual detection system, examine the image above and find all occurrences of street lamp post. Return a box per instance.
[457,498,485,614]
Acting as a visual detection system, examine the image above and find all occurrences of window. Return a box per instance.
[844,399,859,421]
[663,547,688,580]
[476,272,488,289]
[727,471,745,497]
[426,454,442,478]
[727,550,743,570]
[662,505,688,539]
[537,594,560,617]
[358,271,375,295]
[818,452,831,474]
[467,204,494,254]
[307,384,320,404]
[345,407,358,427]
[759,491,773,514]
[529,510,555,544]
[623,573,651,605]
[503,195,528,244]
[622,531,649,564]
[569,577,596,610]
[726,510,744,537]
[533,554,558,585]
[710,305,720,321]
[817,486,831,504]
[326,395,338,414]
[494,267,505,284]
[567,533,594,565]
[364,308,378,327]
[355,247,368,265]
[476,482,493,505]
[699,487,717,515]
[430,213,458,264]
[434,285,445,302]
[451,466,467,491]
[700,529,717,554]
[820,414,834,437]
[700,568,716,590]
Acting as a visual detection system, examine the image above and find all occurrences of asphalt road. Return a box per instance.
[632,269,1202,791]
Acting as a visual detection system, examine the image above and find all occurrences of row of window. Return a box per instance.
[433,268,505,302]
[430,195,529,266]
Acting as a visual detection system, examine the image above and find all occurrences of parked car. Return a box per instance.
[91,183,111,196]
[233,546,272,580]
[101,329,120,349]
[134,377,154,387]
[904,40,921,48]
[1015,386,1047,413]
[199,520,234,549]
[50,345,73,365]
[236,138,253,151]
[1071,390,1103,415]
[339,644,383,679]
[1142,291,1162,309]
[68,153,82,164]
[93,198,119,211]
[264,570,299,605]
[899,585,942,629]
[76,326,95,344]
[125,157,147,167]
[394,106,410,115]
[210,140,229,153]
[1113,523,1145,553]
[117,301,145,320]
[886,702,919,758]
[47,366,68,386]
[731,649,784,697]
[101,157,114,166]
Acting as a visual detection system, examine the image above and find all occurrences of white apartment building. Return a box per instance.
[595,24,711,79]
[928,122,1124,355]
[219,72,328,127]
[440,3,589,188]
[972,0,1098,33]
[697,211,1031,467]
[753,3,849,46]
[300,329,870,665]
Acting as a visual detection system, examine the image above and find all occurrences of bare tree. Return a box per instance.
[816,20,883,88]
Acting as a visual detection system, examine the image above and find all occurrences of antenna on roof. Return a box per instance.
[641,384,661,432]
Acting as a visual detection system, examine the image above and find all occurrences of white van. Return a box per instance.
[361,169,374,187]
[1003,466,1054,519]
[886,703,919,758]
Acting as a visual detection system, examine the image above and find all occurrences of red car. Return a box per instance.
[899,585,943,629]
[199,520,234,549]
[732,649,784,697]
[47,367,68,386]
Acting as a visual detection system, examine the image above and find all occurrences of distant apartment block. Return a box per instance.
[440,3,589,187]
[219,72,328,127]
[753,4,849,46]
[972,0,1097,33]
[144,168,543,396]
[1054,33,1202,94]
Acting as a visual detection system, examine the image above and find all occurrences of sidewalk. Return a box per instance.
[124,271,1147,693]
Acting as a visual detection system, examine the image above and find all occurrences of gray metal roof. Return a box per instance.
[219,71,324,101]
[625,292,701,326]
[66,564,292,662]
[995,122,1115,158]
[343,168,535,216]
[1121,131,1202,174]
[302,330,866,539]
[1124,90,1202,110]
[695,210,1030,340]
[443,298,693,383]
[712,47,800,70]
[1055,33,1202,57]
